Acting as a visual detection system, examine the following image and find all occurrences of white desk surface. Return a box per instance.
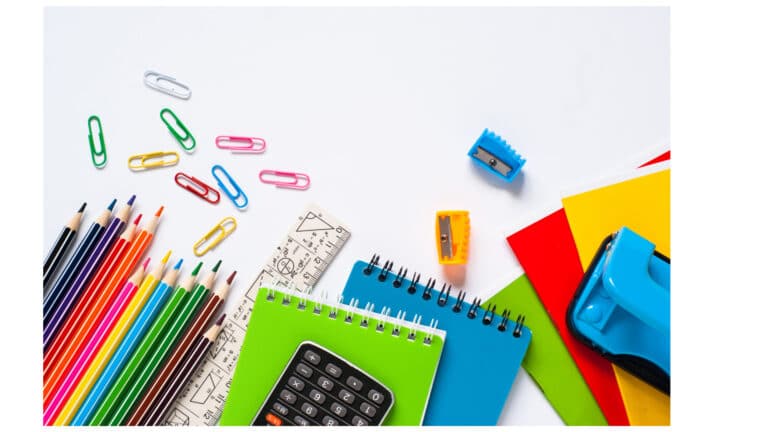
[44,7,669,425]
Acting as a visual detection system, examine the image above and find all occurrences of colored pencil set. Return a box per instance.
[42,198,234,425]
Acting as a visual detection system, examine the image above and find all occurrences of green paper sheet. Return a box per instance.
[483,275,607,425]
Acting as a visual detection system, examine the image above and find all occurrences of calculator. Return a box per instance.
[251,341,395,426]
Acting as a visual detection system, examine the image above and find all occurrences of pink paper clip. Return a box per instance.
[259,170,311,190]
[215,135,266,154]
[174,172,221,204]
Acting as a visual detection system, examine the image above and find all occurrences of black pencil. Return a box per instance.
[44,203,86,288]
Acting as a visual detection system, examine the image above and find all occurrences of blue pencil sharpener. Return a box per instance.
[567,227,670,394]
[467,129,526,182]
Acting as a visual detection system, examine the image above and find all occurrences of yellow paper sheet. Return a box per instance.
[562,167,670,425]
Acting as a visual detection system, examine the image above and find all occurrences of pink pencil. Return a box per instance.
[43,260,148,425]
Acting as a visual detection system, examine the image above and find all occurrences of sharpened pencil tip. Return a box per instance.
[133,214,142,225]
[226,271,237,284]
[212,260,222,272]
[161,250,172,264]
[127,194,136,205]
[155,206,164,217]
[216,314,226,325]
[173,258,183,270]
[107,198,117,211]
[192,262,203,276]
[78,202,87,213]
[142,257,151,270]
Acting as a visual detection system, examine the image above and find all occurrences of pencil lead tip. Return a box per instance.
[226,271,237,284]
[174,258,183,270]
[78,202,87,213]
[133,214,142,225]
[142,257,151,270]
[155,206,164,217]
[127,194,136,205]
[212,260,222,272]
[107,198,117,211]
[192,262,203,276]
[216,314,226,325]
[162,250,172,264]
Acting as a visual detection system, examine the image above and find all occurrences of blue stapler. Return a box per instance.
[567,227,670,394]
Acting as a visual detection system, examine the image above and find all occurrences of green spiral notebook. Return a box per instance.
[219,286,446,425]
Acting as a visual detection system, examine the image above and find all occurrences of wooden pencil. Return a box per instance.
[44,202,86,287]
[128,268,234,425]
[106,262,218,425]
[71,258,182,426]
[88,262,202,425]
[143,314,226,426]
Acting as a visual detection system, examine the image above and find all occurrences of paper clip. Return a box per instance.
[174,172,221,204]
[435,210,471,265]
[143,70,192,100]
[128,151,180,171]
[215,136,267,154]
[87,115,107,168]
[211,165,248,209]
[160,108,196,152]
[258,170,311,190]
[193,216,237,257]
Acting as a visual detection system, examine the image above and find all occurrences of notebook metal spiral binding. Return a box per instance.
[263,286,440,346]
[364,254,526,337]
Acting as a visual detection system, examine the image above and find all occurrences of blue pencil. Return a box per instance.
[71,259,183,425]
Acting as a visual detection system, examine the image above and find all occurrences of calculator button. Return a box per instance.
[309,389,326,404]
[346,376,363,391]
[296,363,313,378]
[352,415,368,426]
[265,413,282,426]
[272,402,289,416]
[293,415,310,426]
[338,389,355,404]
[317,376,334,391]
[368,389,384,404]
[279,389,297,405]
[304,350,321,365]
[360,402,377,418]
[301,402,318,418]
[324,363,342,378]
[321,416,339,426]
[287,376,305,391]
[330,402,347,417]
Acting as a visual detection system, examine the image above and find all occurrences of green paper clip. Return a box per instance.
[160,108,196,152]
[88,115,107,168]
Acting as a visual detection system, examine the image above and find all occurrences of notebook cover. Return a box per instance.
[219,286,445,426]
[482,274,607,425]
[342,259,532,426]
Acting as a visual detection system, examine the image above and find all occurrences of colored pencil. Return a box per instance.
[88,262,202,425]
[43,197,133,348]
[43,200,116,329]
[44,202,86,288]
[44,207,162,408]
[43,260,148,425]
[143,314,226,426]
[106,262,218,425]
[72,258,182,426]
[128,266,233,425]
[53,250,172,426]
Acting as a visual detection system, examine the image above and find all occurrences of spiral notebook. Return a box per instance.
[342,256,533,425]
[219,285,446,426]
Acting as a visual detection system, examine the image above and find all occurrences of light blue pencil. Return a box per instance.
[71,259,183,425]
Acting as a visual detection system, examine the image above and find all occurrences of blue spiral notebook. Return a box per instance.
[342,256,532,426]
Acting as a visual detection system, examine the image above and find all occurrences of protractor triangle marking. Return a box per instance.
[296,212,335,232]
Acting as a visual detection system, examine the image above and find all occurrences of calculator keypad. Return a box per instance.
[252,342,395,426]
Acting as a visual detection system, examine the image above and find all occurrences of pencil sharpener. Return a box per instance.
[467,129,525,182]
[435,211,470,265]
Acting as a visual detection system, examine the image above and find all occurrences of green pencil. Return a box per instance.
[88,262,203,425]
[104,261,219,425]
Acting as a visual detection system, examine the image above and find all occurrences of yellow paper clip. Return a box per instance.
[435,210,470,265]
[128,151,180,171]
[193,216,237,257]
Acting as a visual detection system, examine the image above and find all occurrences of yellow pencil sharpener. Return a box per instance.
[435,210,470,265]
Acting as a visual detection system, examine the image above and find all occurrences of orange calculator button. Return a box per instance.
[266,413,283,426]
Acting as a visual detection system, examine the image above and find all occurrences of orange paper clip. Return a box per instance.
[193,216,237,257]
[435,210,470,265]
[259,170,310,190]
[128,151,179,171]
[174,172,220,204]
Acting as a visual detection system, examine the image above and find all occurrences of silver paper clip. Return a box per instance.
[143,70,192,100]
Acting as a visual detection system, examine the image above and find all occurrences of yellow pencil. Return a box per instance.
[52,250,171,425]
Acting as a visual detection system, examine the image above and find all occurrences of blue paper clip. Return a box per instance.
[211,165,248,209]
[467,129,526,182]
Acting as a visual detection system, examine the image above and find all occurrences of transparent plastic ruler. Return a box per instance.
[163,204,351,425]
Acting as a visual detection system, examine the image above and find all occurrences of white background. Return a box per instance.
[42,7,669,426]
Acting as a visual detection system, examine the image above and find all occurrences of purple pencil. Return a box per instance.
[43,195,135,351]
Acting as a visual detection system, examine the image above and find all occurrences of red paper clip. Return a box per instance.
[174,172,221,203]
[259,170,311,190]
[215,135,266,154]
